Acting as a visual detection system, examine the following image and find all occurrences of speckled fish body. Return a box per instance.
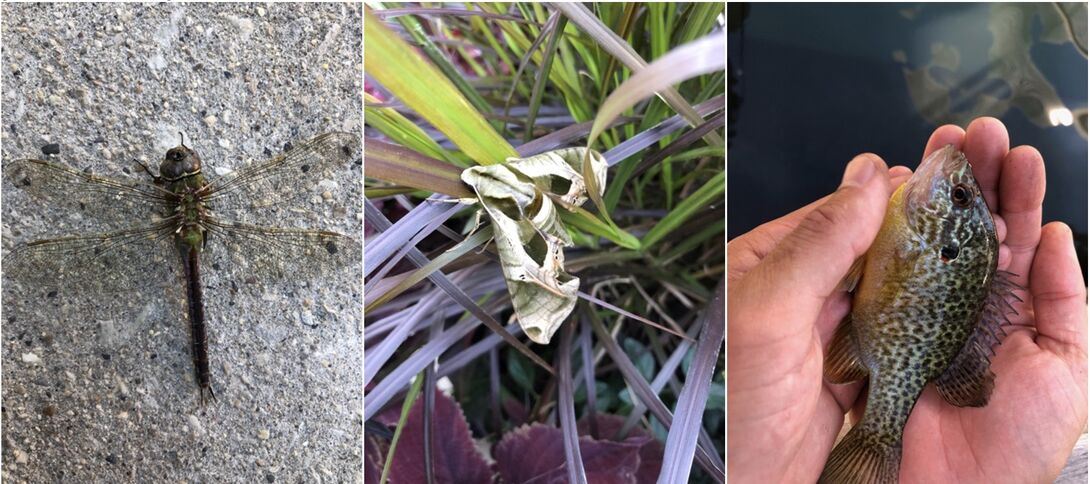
[819,146,1019,484]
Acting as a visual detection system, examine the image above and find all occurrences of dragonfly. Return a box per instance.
[2,131,360,405]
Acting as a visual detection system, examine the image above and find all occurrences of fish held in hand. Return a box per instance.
[819,145,1022,484]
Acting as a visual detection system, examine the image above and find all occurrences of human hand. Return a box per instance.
[727,147,908,482]
[726,117,1087,483]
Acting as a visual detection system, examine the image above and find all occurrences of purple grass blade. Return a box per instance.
[632,110,725,179]
[658,278,724,484]
[365,267,476,388]
[364,195,459,278]
[516,117,640,157]
[365,200,466,295]
[585,309,724,482]
[617,315,700,441]
[438,319,522,380]
[602,95,724,167]
[364,210,554,412]
[366,268,506,343]
[365,294,493,421]
[557,321,588,484]
[579,318,598,439]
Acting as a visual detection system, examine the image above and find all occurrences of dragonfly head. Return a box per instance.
[161,145,203,181]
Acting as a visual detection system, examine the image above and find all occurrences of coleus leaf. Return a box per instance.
[494,423,641,484]
[369,390,491,484]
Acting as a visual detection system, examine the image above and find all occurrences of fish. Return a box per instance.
[818,145,1021,484]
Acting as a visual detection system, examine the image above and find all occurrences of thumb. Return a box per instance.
[737,154,891,334]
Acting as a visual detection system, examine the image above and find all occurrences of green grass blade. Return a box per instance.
[389,11,498,126]
[641,171,724,250]
[559,205,640,251]
[363,92,464,166]
[365,228,492,313]
[555,2,723,147]
[365,7,518,165]
[378,369,425,484]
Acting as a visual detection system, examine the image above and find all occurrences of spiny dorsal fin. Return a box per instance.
[933,270,1023,407]
[819,425,900,484]
[825,315,869,384]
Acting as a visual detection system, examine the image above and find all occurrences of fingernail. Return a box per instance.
[842,156,877,188]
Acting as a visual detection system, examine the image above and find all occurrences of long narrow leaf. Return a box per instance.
[557,321,588,484]
[365,8,518,165]
[379,370,426,484]
[363,201,554,376]
[641,171,724,250]
[658,278,724,483]
[553,2,723,147]
[365,139,472,199]
[587,30,726,150]
[585,309,724,481]
[365,228,492,312]
[365,196,458,277]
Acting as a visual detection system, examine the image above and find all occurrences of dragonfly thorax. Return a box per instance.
[161,145,203,181]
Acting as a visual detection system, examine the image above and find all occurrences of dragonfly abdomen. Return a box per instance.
[181,245,215,404]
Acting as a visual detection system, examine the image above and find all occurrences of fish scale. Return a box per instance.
[819,145,1018,484]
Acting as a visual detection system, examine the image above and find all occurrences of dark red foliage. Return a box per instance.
[366,390,492,484]
[577,414,664,484]
[494,423,652,484]
[367,394,665,483]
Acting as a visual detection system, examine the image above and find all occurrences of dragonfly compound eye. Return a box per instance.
[161,147,202,180]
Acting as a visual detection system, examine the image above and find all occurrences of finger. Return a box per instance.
[889,165,913,179]
[737,154,891,335]
[999,145,1046,284]
[922,124,965,160]
[728,166,906,278]
[1030,222,1087,358]
[994,213,1007,244]
[993,213,1012,270]
[962,117,1010,211]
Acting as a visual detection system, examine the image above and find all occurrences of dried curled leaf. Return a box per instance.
[461,148,607,344]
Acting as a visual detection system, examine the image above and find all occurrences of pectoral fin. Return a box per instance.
[838,256,865,293]
[824,315,868,384]
[934,270,1023,407]
[933,340,995,407]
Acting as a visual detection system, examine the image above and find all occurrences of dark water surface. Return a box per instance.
[728,3,1087,249]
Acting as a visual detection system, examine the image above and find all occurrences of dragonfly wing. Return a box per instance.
[201,217,361,289]
[203,132,359,215]
[5,158,173,232]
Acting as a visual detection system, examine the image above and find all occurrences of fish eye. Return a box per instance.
[941,245,959,262]
[951,183,972,208]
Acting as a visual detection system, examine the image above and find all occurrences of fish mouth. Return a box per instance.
[904,144,970,212]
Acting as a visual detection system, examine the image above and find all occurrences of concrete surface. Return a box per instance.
[1,3,362,482]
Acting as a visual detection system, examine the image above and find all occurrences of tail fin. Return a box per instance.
[819,426,900,484]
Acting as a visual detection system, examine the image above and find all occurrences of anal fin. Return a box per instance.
[934,270,1023,407]
[825,315,868,384]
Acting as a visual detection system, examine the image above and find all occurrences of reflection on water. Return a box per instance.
[727,2,1087,281]
[899,3,1086,135]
